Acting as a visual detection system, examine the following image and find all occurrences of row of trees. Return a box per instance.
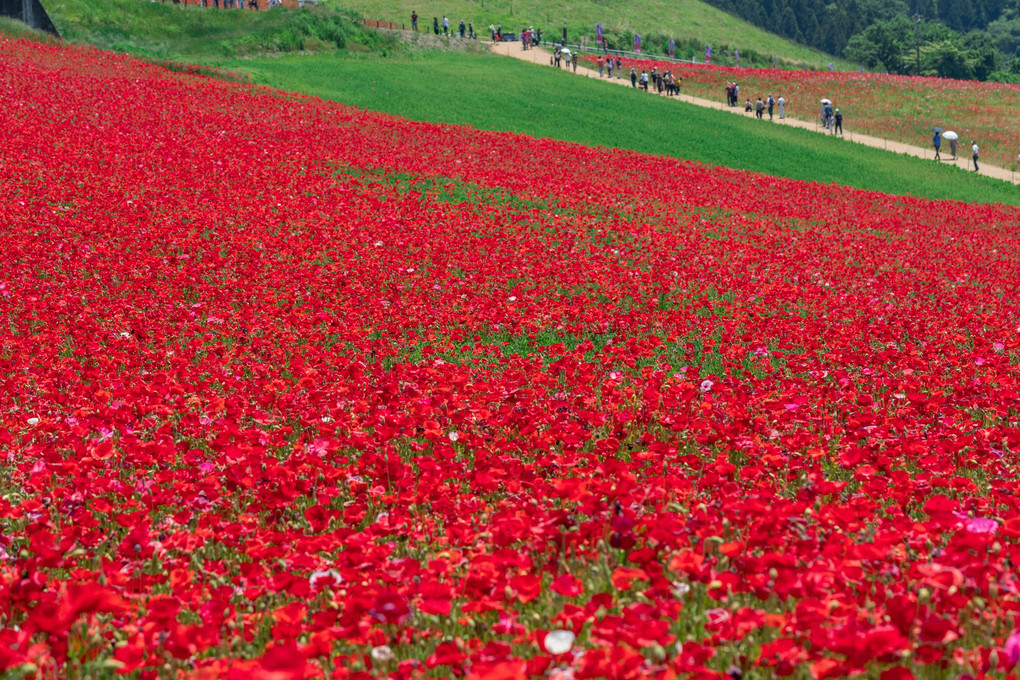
[700,0,1020,80]
[843,16,1005,80]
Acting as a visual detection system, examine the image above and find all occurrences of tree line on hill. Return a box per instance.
[700,0,1020,81]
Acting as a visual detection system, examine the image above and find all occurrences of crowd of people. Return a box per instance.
[627,66,683,95]
[411,14,475,39]
[193,0,279,10]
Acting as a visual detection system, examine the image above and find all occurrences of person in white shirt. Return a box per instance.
[972,141,980,172]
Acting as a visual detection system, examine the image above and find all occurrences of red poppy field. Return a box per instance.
[589,56,1020,169]
[3,36,1020,680]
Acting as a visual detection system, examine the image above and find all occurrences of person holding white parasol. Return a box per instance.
[943,131,959,159]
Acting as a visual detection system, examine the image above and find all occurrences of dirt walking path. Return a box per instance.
[492,40,1020,186]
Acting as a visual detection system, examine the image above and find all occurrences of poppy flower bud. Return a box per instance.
[504,585,515,600]
[989,650,1000,669]
[648,643,667,662]
[768,568,778,580]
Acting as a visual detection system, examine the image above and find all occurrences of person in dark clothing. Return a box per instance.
[459,20,465,38]
[767,94,774,120]
[833,109,843,135]
[932,131,942,160]
[433,17,439,35]
[630,67,637,87]
[411,11,418,31]
[755,97,764,119]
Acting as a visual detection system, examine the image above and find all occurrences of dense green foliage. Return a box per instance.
[228,50,1020,205]
[702,0,1020,80]
[844,15,1002,80]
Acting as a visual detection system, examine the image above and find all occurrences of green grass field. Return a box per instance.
[228,50,1020,206]
[346,0,854,69]
[44,0,396,58]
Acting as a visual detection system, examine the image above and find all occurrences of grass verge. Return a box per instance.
[227,50,1020,206]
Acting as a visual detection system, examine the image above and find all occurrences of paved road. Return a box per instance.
[493,40,1019,186]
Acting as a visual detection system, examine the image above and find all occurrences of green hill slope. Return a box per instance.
[343,0,855,68]
[39,0,854,68]
[42,0,396,58]
[229,50,1018,205]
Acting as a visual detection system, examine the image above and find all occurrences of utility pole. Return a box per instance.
[913,8,922,76]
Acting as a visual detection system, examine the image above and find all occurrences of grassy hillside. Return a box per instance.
[228,50,1019,205]
[43,0,397,58]
[342,0,855,69]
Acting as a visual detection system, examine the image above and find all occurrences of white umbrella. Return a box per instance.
[943,131,959,141]
[820,98,832,105]
[560,48,571,55]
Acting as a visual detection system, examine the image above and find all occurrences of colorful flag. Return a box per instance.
[705,45,711,63]
[734,49,739,66]
[596,23,603,44]
[634,33,641,52]
[669,39,674,58]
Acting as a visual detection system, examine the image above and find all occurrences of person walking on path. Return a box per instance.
[949,137,958,159]
[615,57,622,79]
[442,16,449,36]
[630,67,637,88]
[411,11,418,31]
[606,58,613,78]
[932,131,942,161]
[833,109,843,135]
[640,70,649,90]
[433,17,439,35]
[972,141,980,171]
[460,20,466,38]
[597,56,605,77]
[778,96,786,119]
[755,97,765,119]
[767,94,775,120]
[572,55,578,73]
